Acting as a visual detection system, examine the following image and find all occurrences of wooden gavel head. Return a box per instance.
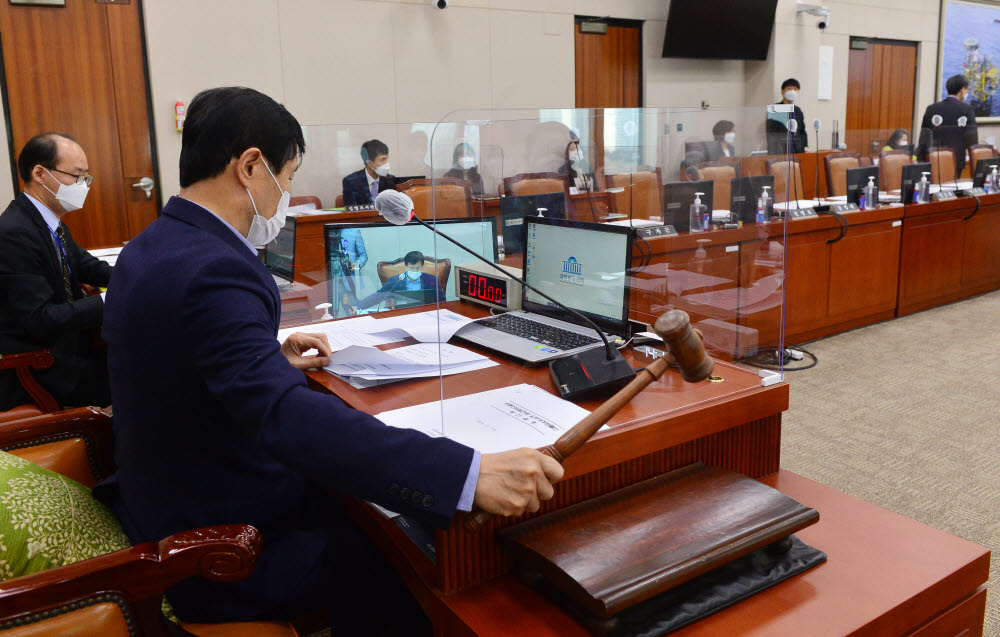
[653,310,714,382]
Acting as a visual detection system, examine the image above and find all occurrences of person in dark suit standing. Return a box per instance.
[767,78,809,154]
[0,133,111,411]
[94,87,562,634]
[341,139,394,205]
[917,74,978,180]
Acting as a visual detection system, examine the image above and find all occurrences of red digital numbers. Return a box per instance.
[466,274,503,304]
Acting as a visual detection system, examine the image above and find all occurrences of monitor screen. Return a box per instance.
[264,215,296,282]
[522,217,632,334]
[662,0,778,60]
[972,157,1000,188]
[324,218,497,317]
[900,162,931,204]
[500,192,568,255]
[846,166,879,206]
[730,175,775,224]
[663,180,714,232]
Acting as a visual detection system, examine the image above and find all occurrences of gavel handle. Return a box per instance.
[462,355,671,533]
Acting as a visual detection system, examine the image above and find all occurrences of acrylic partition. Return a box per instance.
[270,108,792,443]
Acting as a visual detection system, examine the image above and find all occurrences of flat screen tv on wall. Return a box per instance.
[661,0,779,61]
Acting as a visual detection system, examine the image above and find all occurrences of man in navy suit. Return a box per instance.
[341,139,394,205]
[95,87,561,633]
[917,74,979,180]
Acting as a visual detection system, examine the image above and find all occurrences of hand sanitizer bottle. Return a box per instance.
[757,186,771,223]
[690,192,707,233]
[990,166,999,194]
[918,172,931,203]
[863,176,877,211]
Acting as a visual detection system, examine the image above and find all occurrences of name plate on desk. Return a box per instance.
[636,225,678,238]
[345,203,377,212]
[787,208,818,219]
[829,203,859,214]
[957,187,987,197]
[932,191,957,201]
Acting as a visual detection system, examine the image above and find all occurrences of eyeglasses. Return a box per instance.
[48,167,94,187]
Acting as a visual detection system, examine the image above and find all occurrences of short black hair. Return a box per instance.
[781,78,800,91]
[17,132,77,182]
[361,139,389,164]
[178,87,304,188]
[946,74,970,96]
[403,250,425,266]
[712,120,735,138]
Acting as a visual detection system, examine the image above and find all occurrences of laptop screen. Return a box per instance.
[522,217,632,334]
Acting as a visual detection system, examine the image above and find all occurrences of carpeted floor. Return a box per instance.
[780,289,1000,635]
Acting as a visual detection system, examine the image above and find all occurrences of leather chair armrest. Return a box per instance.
[0,524,262,622]
[0,406,114,479]
[0,350,59,413]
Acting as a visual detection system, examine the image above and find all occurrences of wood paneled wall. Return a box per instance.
[845,39,918,158]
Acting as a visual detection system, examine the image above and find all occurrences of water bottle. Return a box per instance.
[756,186,771,223]
[689,192,707,233]
[918,172,931,204]
[863,176,877,211]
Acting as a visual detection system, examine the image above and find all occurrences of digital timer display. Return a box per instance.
[458,270,508,308]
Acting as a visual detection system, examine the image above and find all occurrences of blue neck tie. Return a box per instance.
[370,180,378,202]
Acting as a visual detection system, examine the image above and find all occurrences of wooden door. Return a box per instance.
[0,0,159,249]
[845,39,917,158]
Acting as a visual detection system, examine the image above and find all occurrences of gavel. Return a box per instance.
[463,309,714,532]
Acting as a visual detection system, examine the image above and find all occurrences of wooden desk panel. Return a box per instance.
[960,202,1000,292]
[897,202,971,316]
[344,470,988,637]
[828,217,902,322]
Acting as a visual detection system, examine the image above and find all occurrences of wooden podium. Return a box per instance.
[303,302,988,636]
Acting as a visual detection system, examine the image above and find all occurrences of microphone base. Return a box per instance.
[549,347,637,402]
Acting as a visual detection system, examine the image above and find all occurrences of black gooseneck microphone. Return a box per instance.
[813,118,822,205]
[375,190,636,400]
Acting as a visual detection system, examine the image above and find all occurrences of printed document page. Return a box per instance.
[355,309,477,343]
[276,316,402,351]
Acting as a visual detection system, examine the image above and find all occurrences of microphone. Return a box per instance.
[812,118,821,132]
[375,190,637,401]
[789,118,798,134]
[931,114,945,191]
[813,119,822,204]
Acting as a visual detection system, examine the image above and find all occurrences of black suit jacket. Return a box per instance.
[0,194,111,409]
[341,168,394,205]
[917,98,978,178]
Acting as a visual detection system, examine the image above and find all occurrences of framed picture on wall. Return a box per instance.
[938,0,1000,123]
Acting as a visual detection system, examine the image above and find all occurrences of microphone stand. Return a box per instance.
[814,122,822,206]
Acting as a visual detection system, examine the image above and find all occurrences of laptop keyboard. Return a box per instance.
[478,314,600,351]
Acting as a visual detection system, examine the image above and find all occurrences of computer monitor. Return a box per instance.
[730,175,775,224]
[971,157,1000,188]
[324,217,498,317]
[264,215,296,283]
[845,166,879,206]
[663,180,714,231]
[521,216,633,337]
[499,192,568,255]
[900,162,931,204]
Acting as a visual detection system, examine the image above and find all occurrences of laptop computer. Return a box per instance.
[971,157,1000,188]
[846,166,878,206]
[730,175,775,224]
[663,180,713,231]
[455,216,632,364]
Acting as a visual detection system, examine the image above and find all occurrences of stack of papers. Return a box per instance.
[276,315,402,351]
[376,384,597,453]
[324,343,497,388]
[353,309,477,343]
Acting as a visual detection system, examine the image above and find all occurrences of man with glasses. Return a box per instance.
[0,132,112,411]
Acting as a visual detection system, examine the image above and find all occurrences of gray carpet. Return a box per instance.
[781,289,1000,635]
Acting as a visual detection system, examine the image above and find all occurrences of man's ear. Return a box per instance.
[30,164,46,185]
[235,147,263,188]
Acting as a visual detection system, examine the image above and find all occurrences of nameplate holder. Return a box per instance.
[345,204,377,212]
[932,191,957,201]
[787,208,817,219]
[958,187,987,197]
[637,225,678,238]
[829,203,859,214]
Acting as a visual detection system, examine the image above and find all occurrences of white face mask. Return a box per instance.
[375,162,391,177]
[405,269,422,281]
[568,150,581,162]
[458,156,475,170]
[723,132,736,144]
[42,168,89,212]
[246,159,290,246]
[783,90,798,103]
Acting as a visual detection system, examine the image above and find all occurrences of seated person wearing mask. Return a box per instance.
[342,139,394,205]
[0,132,112,411]
[558,139,595,191]
[712,120,737,158]
[347,249,445,314]
[95,86,562,634]
[443,142,484,195]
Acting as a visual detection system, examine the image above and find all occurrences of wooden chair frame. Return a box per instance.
[765,158,806,204]
[395,177,472,219]
[822,152,861,197]
[502,172,569,197]
[878,149,913,193]
[0,349,59,414]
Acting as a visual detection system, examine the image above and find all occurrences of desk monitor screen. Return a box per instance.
[522,216,632,335]
[500,192,568,255]
[730,175,775,224]
[900,162,931,204]
[664,180,713,232]
[264,215,296,282]
[324,217,497,317]
[845,166,879,206]
[972,157,1000,188]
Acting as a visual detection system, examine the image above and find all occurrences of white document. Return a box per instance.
[376,384,597,454]
[326,343,491,378]
[339,358,498,388]
[276,316,402,352]
[355,309,478,343]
